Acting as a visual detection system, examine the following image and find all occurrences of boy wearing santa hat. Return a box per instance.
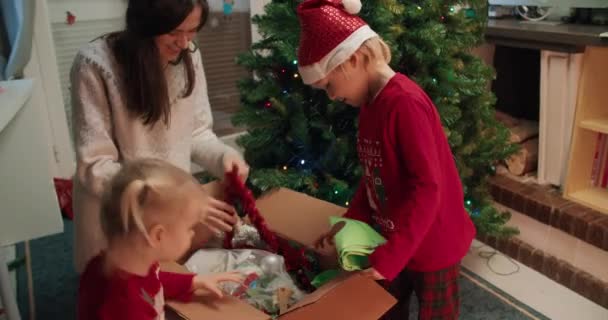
[301,0,476,319]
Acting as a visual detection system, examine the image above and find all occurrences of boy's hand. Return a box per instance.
[314,221,346,249]
[361,268,385,280]
[193,272,244,298]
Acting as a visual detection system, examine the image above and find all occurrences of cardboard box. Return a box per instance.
[164,183,396,320]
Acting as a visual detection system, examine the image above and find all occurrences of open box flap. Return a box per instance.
[199,184,346,250]
[255,188,347,248]
[280,272,351,314]
[166,295,269,320]
[162,262,270,320]
[161,262,350,319]
[280,273,396,320]
[165,185,396,319]
[163,262,396,320]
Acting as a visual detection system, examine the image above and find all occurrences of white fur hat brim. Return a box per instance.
[298,25,377,85]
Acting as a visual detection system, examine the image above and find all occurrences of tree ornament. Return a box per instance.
[223,0,234,20]
[66,11,76,25]
[260,254,283,274]
[454,59,465,71]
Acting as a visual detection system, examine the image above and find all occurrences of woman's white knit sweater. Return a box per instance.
[70,38,239,272]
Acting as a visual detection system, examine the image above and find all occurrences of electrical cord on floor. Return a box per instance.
[471,243,521,276]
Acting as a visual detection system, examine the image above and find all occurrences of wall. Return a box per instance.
[29,0,255,177]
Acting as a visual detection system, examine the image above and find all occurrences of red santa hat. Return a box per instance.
[297,0,378,85]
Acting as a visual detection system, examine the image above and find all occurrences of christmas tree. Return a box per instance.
[232,0,518,236]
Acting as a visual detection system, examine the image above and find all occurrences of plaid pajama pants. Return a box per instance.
[380,263,460,320]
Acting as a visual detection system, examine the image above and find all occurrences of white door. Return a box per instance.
[24,0,128,178]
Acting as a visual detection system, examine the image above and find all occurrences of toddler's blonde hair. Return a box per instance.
[100,158,201,242]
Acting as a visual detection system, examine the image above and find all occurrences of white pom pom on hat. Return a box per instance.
[342,0,362,15]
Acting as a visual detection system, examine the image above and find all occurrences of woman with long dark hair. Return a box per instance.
[70,0,248,273]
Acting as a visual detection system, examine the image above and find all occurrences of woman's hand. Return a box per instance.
[192,272,244,298]
[222,153,250,183]
[200,193,238,234]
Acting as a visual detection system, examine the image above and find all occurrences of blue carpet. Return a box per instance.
[16,219,547,319]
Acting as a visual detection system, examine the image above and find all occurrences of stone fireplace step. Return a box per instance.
[476,227,608,311]
[488,174,608,252]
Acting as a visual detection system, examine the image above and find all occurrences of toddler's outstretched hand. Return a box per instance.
[193,272,244,298]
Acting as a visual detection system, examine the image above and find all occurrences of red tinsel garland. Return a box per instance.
[222,168,310,275]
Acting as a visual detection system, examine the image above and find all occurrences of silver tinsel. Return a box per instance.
[231,221,265,249]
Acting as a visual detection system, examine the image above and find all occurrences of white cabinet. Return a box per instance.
[538,51,583,185]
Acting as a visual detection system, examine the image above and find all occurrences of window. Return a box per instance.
[197,11,251,135]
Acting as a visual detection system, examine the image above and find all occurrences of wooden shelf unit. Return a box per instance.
[564,47,608,215]
[579,118,608,135]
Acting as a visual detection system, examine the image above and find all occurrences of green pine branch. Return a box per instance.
[233,0,518,237]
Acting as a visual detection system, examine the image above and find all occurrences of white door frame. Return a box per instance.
[26,0,129,178]
[24,0,75,178]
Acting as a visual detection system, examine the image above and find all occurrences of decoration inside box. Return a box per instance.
[189,169,389,315]
[199,168,323,316]
[185,249,305,316]
[222,168,320,285]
